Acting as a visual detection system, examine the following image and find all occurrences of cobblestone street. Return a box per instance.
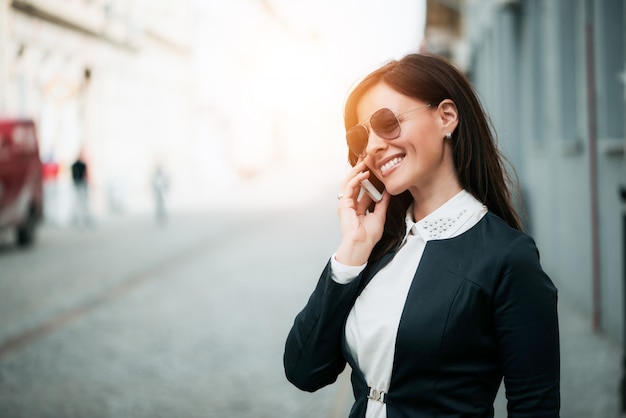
[0,191,352,418]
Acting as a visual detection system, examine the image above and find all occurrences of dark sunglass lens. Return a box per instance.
[370,108,400,139]
[346,125,368,157]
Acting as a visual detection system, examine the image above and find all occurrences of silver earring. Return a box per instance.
[445,133,452,140]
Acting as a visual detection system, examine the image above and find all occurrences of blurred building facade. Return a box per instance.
[0,0,195,221]
[2,1,428,216]
[425,0,626,342]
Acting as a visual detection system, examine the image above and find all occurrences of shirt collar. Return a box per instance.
[403,190,486,243]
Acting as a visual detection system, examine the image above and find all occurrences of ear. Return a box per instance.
[437,99,458,137]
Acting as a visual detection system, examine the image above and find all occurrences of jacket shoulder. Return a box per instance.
[427,211,547,293]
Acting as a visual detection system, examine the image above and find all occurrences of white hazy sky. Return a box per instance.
[193,0,426,96]
[190,0,426,206]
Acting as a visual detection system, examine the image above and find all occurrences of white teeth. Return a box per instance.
[380,157,404,173]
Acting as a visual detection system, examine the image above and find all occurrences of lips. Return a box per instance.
[380,155,405,174]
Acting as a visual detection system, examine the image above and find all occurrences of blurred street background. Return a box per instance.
[0,0,625,417]
[0,181,352,418]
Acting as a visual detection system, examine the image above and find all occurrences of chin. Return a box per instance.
[382,184,405,197]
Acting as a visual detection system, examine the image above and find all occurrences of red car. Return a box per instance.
[0,118,43,246]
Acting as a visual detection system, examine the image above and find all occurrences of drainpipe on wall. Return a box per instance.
[585,16,601,334]
[617,0,626,406]
[620,185,626,411]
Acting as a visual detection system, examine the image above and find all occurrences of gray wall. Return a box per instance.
[463,0,625,341]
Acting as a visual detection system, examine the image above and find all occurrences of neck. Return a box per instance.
[409,176,463,222]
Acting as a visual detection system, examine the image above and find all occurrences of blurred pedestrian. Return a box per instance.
[284,53,560,417]
[42,152,60,225]
[71,152,92,227]
[152,164,168,224]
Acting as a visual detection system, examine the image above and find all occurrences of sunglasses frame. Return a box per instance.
[346,104,432,163]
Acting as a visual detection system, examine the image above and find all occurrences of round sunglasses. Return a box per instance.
[346,104,432,162]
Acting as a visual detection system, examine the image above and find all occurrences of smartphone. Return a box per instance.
[360,170,385,202]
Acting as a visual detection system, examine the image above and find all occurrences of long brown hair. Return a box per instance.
[344,53,522,261]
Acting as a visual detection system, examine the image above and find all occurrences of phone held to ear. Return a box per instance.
[360,171,385,202]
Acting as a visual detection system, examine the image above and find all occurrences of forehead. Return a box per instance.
[356,83,421,121]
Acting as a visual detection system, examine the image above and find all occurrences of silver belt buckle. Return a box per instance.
[367,387,386,404]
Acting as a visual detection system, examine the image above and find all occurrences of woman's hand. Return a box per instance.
[335,161,390,266]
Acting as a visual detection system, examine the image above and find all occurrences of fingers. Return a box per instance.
[339,162,366,201]
[371,189,391,216]
[338,161,390,222]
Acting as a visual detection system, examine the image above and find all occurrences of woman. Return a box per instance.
[284,53,559,417]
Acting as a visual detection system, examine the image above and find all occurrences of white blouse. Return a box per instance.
[331,190,487,418]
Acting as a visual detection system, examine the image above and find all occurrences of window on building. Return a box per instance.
[521,0,546,147]
[556,0,578,145]
[594,0,624,141]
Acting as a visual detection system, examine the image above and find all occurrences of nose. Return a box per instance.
[364,130,387,158]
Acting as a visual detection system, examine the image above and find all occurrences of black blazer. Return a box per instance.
[284,212,560,417]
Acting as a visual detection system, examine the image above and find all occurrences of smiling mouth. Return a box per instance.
[380,156,405,174]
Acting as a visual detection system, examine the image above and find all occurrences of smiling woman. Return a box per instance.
[284,53,560,418]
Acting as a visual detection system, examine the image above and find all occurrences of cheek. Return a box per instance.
[405,122,437,148]
[409,131,439,154]
[411,136,447,168]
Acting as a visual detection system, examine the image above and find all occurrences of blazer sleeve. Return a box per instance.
[283,260,361,392]
[493,234,560,417]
